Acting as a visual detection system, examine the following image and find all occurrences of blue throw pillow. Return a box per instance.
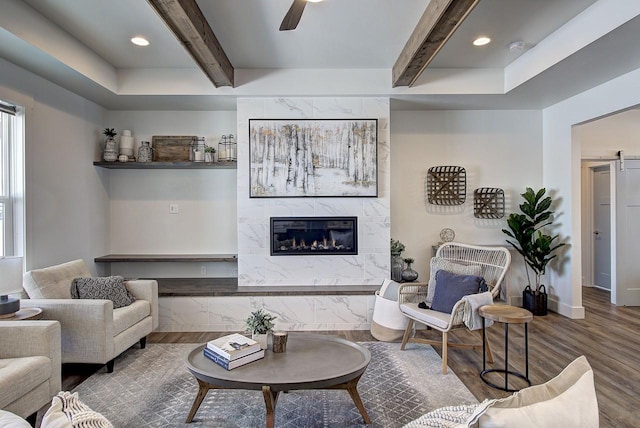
[430,270,486,313]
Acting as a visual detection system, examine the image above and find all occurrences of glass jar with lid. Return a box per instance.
[190,137,206,162]
[218,134,237,162]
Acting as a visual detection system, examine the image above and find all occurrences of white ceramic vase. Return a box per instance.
[119,130,134,157]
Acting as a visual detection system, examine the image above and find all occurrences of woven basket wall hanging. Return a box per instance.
[426,166,467,205]
[473,187,505,218]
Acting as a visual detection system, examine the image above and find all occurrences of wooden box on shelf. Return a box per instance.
[152,136,195,162]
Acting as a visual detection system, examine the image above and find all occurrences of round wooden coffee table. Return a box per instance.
[479,304,533,392]
[185,333,371,427]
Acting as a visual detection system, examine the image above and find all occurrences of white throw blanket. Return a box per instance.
[462,291,494,330]
[45,391,114,428]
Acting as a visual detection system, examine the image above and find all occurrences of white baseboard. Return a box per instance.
[507,295,585,319]
[549,297,585,319]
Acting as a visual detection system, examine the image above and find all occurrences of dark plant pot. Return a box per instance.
[522,285,548,316]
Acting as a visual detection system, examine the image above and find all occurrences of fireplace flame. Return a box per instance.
[332,239,336,247]
[300,238,306,247]
[312,240,318,248]
[292,237,296,248]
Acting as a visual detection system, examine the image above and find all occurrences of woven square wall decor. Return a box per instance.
[473,187,505,218]
[426,166,467,205]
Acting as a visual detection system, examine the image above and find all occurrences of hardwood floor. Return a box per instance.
[62,287,638,427]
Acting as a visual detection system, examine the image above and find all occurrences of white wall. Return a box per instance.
[0,57,109,274]
[543,67,640,318]
[577,109,640,157]
[105,110,238,278]
[390,110,543,301]
[236,98,391,286]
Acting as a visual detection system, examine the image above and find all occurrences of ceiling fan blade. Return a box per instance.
[280,0,307,31]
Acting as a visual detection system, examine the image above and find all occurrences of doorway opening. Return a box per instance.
[577,107,640,307]
[581,162,613,302]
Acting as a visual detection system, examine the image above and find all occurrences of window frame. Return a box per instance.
[0,101,24,258]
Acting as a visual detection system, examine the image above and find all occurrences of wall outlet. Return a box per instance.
[169,203,179,214]
[200,265,207,275]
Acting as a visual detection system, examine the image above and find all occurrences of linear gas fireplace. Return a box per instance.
[270,217,357,256]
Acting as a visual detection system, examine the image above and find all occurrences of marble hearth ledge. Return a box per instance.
[158,293,377,332]
[157,277,384,332]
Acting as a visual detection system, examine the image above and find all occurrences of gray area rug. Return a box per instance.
[72,342,477,427]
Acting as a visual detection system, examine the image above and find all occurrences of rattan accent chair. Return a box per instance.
[398,242,511,374]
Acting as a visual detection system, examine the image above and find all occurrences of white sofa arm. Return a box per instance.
[21,299,113,364]
[125,279,158,330]
[0,320,62,396]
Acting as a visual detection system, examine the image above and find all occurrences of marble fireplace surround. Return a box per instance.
[157,98,392,332]
[236,97,392,288]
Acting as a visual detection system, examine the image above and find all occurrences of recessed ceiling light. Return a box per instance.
[473,37,491,47]
[307,0,324,2]
[131,37,150,47]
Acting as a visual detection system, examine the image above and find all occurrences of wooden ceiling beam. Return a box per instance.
[392,0,480,87]
[147,0,234,87]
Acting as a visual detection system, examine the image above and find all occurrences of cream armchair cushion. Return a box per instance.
[0,321,61,419]
[23,259,91,299]
[473,355,599,427]
[403,356,598,428]
[21,260,158,371]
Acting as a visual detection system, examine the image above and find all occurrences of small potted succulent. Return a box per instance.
[204,146,216,163]
[245,308,276,349]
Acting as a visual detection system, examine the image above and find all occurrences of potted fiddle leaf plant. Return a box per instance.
[502,187,566,315]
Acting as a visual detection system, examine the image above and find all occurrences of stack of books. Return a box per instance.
[203,333,265,370]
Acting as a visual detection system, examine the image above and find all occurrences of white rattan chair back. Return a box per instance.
[435,242,511,299]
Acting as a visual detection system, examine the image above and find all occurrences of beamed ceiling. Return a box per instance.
[1,0,638,110]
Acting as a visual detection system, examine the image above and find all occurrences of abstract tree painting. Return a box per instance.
[249,119,378,197]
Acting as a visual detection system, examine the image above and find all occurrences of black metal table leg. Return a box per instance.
[525,322,529,380]
[482,316,486,371]
[504,322,509,390]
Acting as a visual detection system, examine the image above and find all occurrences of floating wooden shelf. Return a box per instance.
[95,254,238,263]
[93,161,236,169]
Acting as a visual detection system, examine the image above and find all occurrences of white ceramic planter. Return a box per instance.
[252,333,269,350]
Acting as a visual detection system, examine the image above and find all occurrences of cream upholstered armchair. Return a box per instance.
[399,242,511,374]
[20,259,158,372]
[0,320,61,420]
